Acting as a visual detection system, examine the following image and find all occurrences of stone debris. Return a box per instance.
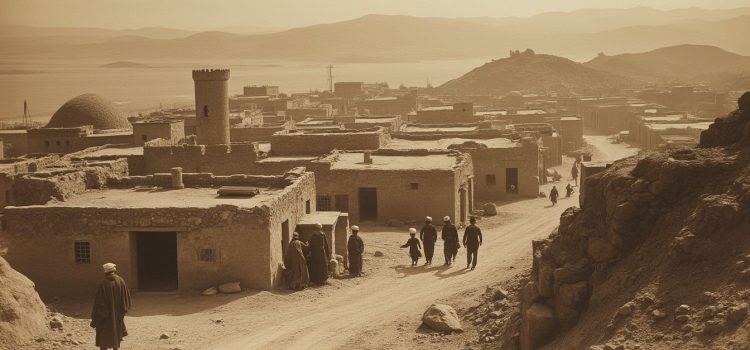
[217,282,241,294]
[160,333,170,339]
[483,203,498,216]
[374,251,384,257]
[422,304,463,333]
[201,287,219,296]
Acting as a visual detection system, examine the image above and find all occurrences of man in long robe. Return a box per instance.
[284,232,310,290]
[347,225,364,276]
[419,216,438,265]
[307,223,331,285]
[90,263,131,350]
[462,217,483,270]
[441,216,459,266]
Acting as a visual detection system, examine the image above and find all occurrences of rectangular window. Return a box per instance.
[198,248,218,263]
[486,174,496,186]
[305,200,311,214]
[74,241,91,264]
[410,183,419,190]
[316,195,332,211]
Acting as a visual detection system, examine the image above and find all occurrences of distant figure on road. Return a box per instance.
[462,217,483,270]
[420,216,438,265]
[571,162,579,186]
[284,232,310,290]
[347,225,364,276]
[441,216,459,266]
[307,223,331,285]
[401,228,423,266]
[550,186,559,206]
[90,263,131,350]
[566,183,574,198]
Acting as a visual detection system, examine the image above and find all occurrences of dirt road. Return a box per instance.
[584,135,639,162]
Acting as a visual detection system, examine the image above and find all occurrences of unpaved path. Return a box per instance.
[584,135,639,162]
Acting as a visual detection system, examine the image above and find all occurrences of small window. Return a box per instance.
[410,183,419,190]
[203,105,209,117]
[486,174,496,186]
[198,248,218,263]
[142,134,148,141]
[305,200,311,214]
[74,241,91,264]
[56,140,61,145]
[316,195,332,211]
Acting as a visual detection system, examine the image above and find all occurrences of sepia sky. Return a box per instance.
[1,0,749,31]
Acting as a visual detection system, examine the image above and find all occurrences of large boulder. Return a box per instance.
[422,304,463,333]
[520,303,557,350]
[0,257,48,348]
[483,203,498,216]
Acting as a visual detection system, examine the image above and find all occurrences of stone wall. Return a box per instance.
[141,143,260,175]
[269,128,389,156]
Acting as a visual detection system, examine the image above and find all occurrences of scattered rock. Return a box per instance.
[374,251,384,257]
[675,304,692,314]
[483,203,497,216]
[160,333,170,340]
[217,282,241,294]
[520,303,557,350]
[487,287,508,301]
[422,304,463,333]
[726,303,748,325]
[675,314,690,323]
[703,320,723,335]
[651,309,666,319]
[617,302,635,317]
[49,318,63,330]
[681,324,694,332]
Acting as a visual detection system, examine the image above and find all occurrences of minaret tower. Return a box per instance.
[192,68,231,145]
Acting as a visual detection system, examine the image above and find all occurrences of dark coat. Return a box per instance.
[550,188,559,200]
[420,223,438,243]
[401,237,422,259]
[91,273,131,349]
[442,223,459,254]
[463,224,483,249]
[347,234,364,274]
[307,230,331,284]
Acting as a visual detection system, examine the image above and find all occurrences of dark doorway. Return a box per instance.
[135,232,178,292]
[281,220,290,258]
[335,194,349,212]
[459,188,467,223]
[358,188,378,221]
[506,168,519,194]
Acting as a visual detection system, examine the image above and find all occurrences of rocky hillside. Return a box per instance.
[584,44,750,86]
[474,92,750,349]
[0,256,49,348]
[439,50,634,96]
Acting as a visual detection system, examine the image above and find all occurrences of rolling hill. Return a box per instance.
[584,44,750,85]
[439,51,635,95]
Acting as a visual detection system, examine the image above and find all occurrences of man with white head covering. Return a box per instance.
[90,263,131,350]
[347,225,364,276]
[441,216,459,266]
[419,216,438,265]
[307,223,331,285]
[284,232,310,290]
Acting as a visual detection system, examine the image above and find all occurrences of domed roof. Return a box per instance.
[45,93,131,130]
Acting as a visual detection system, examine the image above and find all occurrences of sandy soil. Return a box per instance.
[28,137,636,350]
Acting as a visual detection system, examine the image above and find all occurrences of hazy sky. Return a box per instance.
[1,0,749,31]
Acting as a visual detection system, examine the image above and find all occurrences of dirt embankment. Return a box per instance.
[0,256,49,348]
[481,92,750,350]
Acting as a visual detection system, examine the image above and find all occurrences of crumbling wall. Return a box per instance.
[142,143,260,175]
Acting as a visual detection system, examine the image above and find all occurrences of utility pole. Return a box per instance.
[23,100,31,127]
[326,64,334,93]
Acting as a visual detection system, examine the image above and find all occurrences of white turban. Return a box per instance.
[409,228,417,234]
[351,226,360,231]
[425,216,432,221]
[443,216,450,222]
[316,223,323,229]
[102,263,116,273]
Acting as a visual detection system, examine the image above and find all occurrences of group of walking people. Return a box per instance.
[283,223,334,291]
[401,215,483,270]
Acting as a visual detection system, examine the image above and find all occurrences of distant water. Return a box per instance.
[0,58,488,123]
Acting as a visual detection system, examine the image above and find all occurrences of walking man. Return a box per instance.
[463,217,483,270]
[571,161,579,186]
[419,216,438,265]
[550,186,559,206]
[347,225,364,276]
[90,263,131,350]
[441,216,459,266]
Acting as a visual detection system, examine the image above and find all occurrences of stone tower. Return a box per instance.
[192,69,231,145]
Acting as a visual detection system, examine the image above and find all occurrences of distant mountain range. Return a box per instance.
[439,51,634,95]
[1,7,749,61]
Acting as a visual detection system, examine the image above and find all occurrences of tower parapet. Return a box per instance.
[192,69,230,81]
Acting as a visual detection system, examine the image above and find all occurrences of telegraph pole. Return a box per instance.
[326,64,334,93]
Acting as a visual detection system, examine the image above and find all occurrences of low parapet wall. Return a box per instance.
[142,142,261,175]
[269,127,389,156]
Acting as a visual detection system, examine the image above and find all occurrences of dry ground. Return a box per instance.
[25,135,633,350]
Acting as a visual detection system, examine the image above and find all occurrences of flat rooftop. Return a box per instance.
[419,106,453,111]
[401,125,478,133]
[330,152,458,171]
[387,137,517,150]
[256,156,317,163]
[33,187,284,209]
[82,146,143,157]
[647,122,712,131]
[355,117,399,123]
[0,129,28,134]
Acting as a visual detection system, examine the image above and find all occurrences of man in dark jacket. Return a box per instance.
[307,223,331,285]
[91,262,131,350]
[419,216,438,265]
[463,217,483,270]
[441,216,459,266]
[347,225,364,276]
